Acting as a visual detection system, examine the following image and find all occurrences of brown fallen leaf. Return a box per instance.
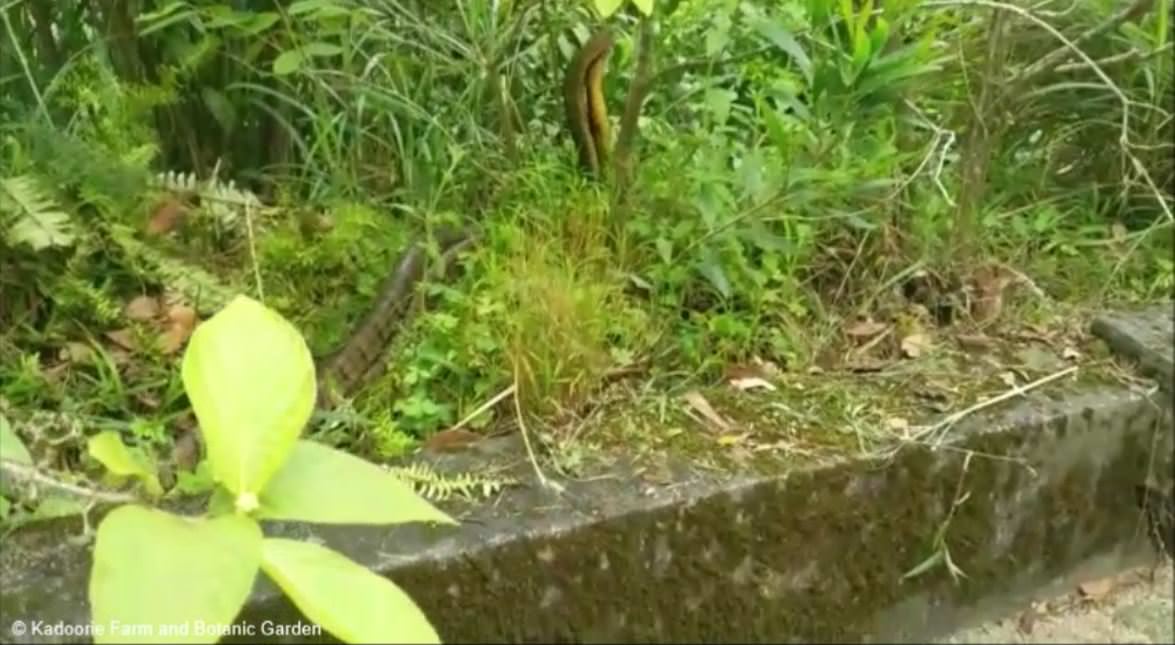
[969,264,1016,326]
[1061,346,1081,361]
[886,417,910,432]
[105,328,139,352]
[1077,576,1115,600]
[956,333,996,352]
[682,390,732,433]
[729,376,776,392]
[146,197,189,236]
[157,304,199,355]
[59,341,94,365]
[422,428,483,453]
[125,295,161,322]
[900,332,933,358]
[845,318,889,341]
[171,427,201,473]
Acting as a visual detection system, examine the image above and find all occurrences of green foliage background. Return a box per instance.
[1,0,1171,476]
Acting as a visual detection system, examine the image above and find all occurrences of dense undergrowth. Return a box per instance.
[1,0,1172,525]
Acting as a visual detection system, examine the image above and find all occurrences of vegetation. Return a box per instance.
[1,0,1171,536]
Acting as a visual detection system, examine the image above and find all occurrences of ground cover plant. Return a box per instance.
[0,0,1172,639]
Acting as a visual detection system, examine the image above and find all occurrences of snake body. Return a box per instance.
[313,31,610,406]
[314,228,476,409]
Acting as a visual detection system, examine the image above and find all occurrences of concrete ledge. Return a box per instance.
[1091,302,1174,392]
[2,308,1173,644]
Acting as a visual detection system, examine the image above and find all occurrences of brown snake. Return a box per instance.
[313,226,478,410]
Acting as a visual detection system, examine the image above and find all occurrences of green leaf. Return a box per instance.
[257,440,455,526]
[0,414,33,465]
[631,0,655,15]
[595,0,624,18]
[753,19,812,85]
[200,87,237,134]
[181,295,316,502]
[261,538,441,644]
[87,431,164,499]
[302,42,343,57]
[90,507,262,644]
[273,49,305,75]
[697,247,732,300]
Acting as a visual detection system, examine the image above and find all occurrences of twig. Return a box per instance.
[445,384,515,434]
[876,365,1079,459]
[1,459,139,506]
[1007,0,1153,90]
[512,363,561,493]
[927,365,1079,448]
[926,0,1174,224]
[243,200,265,301]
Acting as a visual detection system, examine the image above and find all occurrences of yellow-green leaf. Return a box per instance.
[87,431,163,498]
[0,414,32,465]
[261,538,440,644]
[89,506,262,644]
[257,440,455,526]
[272,49,305,75]
[181,295,316,500]
[632,0,655,15]
[595,0,624,18]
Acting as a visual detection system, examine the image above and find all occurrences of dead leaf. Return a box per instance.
[146,197,188,236]
[1061,346,1081,361]
[1016,609,1037,635]
[717,433,748,446]
[845,318,889,340]
[1077,576,1115,600]
[729,376,776,392]
[125,295,161,322]
[422,428,483,453]
[845,357,889,373]
[167,304,198,329]
[956,333,995,352]
[59,342,93,365]
[157,304,199,355]
[999,371,1018,387]
[900,333,933,358]
[969,265,1015,325]
[171,428,201,473]
[751,356,784,378]
[886,417,910,432]
[105,328,138,352]
[683,390,732,433]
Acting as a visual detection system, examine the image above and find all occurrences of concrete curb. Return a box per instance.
[1,305,1172,644]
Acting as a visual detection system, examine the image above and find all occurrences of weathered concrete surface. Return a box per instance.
[1,307,1173,644]
[939,562,1173,643]
[1091,302,1174,392]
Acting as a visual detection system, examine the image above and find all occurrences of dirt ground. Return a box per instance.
[941,562,1174,643]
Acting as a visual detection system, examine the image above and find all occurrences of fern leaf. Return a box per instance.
[1,176,75,251]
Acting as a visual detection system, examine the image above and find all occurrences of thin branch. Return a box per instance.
[1008,0,1153,90]
[1,458,139,506]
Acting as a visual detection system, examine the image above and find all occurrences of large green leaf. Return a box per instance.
[181,295,316,503]
[260,538,440,644]
[257,440,455,526]
[0,414,33,465]
[87,431,163,498]
[89,506,262,644]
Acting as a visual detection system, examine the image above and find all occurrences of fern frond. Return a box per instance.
[0,175,75,251]
[387,461,517,502]
[107,225,237,315]
[155,170,268,230]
